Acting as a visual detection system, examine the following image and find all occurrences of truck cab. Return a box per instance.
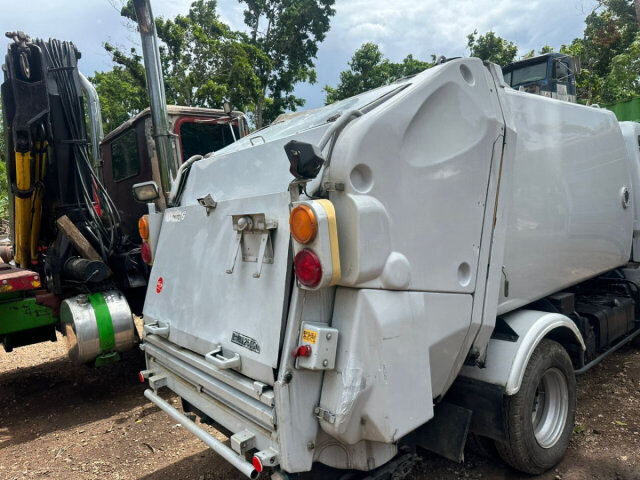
[100,106,248,239]
[502,52,578,102]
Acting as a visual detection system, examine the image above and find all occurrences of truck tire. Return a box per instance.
[495,339,576,474]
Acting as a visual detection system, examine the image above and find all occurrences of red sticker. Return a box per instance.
[156,277,164,294]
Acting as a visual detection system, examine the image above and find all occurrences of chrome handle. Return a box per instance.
[205,346,242,370]
[144,323,170,337]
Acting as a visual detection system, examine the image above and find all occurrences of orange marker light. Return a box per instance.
[138,216,150,240]
[289,205,317,244]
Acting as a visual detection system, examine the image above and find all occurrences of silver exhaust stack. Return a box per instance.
[79,72,104,172]
[133,0,178,201]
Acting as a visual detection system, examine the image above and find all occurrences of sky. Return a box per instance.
[0,0,595,110]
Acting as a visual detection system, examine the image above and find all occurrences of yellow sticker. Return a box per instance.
[302,329,318,344]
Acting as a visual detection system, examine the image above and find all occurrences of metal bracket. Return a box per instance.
[226,214,278,278]
[148,374,167,390]
[323,181,345,192]
[197,194,217,216]
[230,430,256,455]
[254,448,280,468]
[314,406,336,424]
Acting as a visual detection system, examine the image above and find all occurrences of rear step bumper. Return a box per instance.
[142,334,275,429]
[144,389,259,479]
[142,334,282,477]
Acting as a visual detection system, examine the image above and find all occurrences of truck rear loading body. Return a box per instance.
[140,58,640,478]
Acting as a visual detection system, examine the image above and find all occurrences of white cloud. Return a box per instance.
[299,0,591,106]
[0,0,595,109]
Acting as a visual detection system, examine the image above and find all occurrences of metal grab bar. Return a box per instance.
[205,346,242,369]
[144,389,258,479]
[143,323,170,337]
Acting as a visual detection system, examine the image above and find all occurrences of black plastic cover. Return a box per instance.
[284,140,325,180]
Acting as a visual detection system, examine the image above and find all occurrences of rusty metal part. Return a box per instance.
[0,246,14,264]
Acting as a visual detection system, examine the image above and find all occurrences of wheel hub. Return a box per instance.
[531,368,569,448]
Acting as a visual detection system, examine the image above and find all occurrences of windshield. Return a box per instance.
[507,61,548,87]
[217,81,410,155]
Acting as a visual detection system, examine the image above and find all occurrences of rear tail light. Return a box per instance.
[138,215,150,240]
[141,241,152,264]
[294,249,322,288]
[289,204,317,244]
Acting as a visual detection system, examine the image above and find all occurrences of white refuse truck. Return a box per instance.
[135,57,640,479]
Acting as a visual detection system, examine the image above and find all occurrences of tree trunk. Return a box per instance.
[256,97,264,129]
[635,0,640,27]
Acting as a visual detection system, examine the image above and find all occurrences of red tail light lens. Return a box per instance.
[294,249,322,288]
[141,241,152,264]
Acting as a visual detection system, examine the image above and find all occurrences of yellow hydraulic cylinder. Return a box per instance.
[14,150,32,266]
[29,145,47,262]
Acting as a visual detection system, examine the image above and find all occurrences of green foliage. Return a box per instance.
[238,0,337,127]
[96,0,266,133]
[96,0,334,130]
[576,0,640,104]
[522,46,555,59]
[90,66,148,133]
[467,30,518,65]
[606,33,640,102]
[323,42,433,104]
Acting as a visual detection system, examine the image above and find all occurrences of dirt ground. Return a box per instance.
[1,327,639,480]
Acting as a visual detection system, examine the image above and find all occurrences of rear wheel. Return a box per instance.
[495,339,576,474]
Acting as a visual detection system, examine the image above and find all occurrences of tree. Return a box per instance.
[605,33,640,101]
[96,0,265,132]
[238,0,336,127]
[467,30,518,65]
[323,42,433,104]
[522,46,556,60]
[91,66,148,133]
[570,0,640,104]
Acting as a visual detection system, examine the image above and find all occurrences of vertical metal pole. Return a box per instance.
[133,0,177,200]
[79,73,104,173]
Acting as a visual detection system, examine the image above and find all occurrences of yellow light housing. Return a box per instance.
[138,215,150,240]
[290,205,318,244]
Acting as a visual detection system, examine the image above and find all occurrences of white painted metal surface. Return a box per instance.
[143,192,292,385]
[619,121,640,261]
[327,60,504,294]
[497,92,633,315]
[318,288,472,445]
[459,309,584,395]
[141,56,639,477]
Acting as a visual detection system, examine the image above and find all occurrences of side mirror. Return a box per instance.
[132,181,160,203]
[570,56,581,76]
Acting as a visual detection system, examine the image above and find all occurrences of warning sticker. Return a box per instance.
[302,329,318,344]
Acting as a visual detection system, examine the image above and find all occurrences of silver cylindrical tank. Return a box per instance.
[61,290,137,364]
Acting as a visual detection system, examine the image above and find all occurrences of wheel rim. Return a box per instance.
[531,368,569,449]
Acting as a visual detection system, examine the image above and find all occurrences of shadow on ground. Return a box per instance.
[0,348,147,449]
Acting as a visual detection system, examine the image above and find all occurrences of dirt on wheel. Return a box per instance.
[1,325,639,480]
